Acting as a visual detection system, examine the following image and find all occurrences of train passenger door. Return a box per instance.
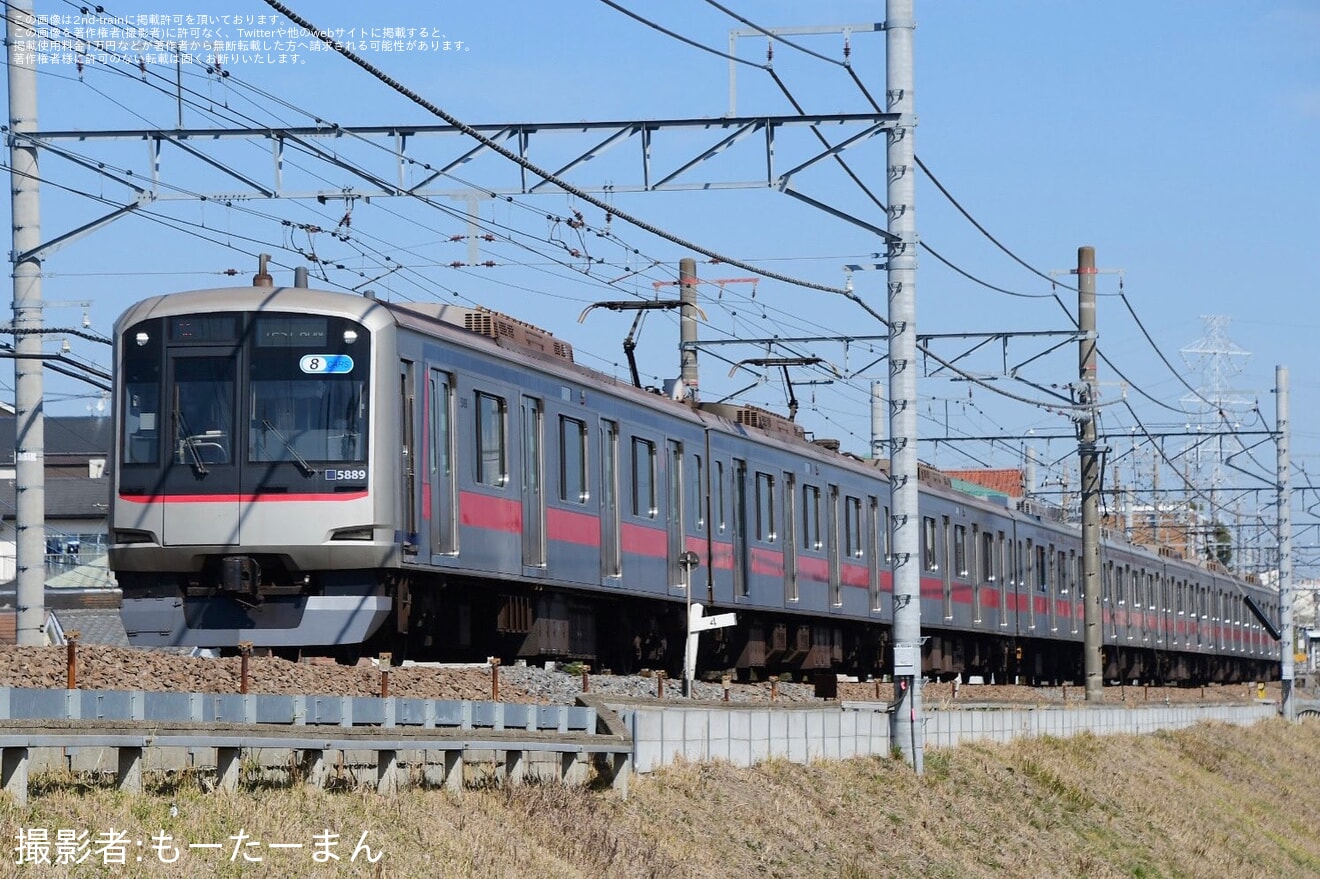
[162,349,240,545]
[828,485,841,607]
[600,420,621,580]
[732,459,748,599]
[428,370,457,555]
[666,440,684,589]
[521,396,545,569]
[783,473,798,605]
[399,361,419,554]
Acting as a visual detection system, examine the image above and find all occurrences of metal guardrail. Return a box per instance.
[0,687,633,806]
[0,686,597,732]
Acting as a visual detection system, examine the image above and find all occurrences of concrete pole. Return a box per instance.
[1077,246,1103,702]
[1277,365,1294,720]
[679,257,699,402]
[870,380,885,461]
[7,0,46,645]
[1024,446,1036,499]
[886,0,922,774]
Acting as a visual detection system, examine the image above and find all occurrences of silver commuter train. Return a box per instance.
[111,278,1280,683]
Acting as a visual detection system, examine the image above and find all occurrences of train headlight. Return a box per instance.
[134,331,150,346]
[342,329,358,344]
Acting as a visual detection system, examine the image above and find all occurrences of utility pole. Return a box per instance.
[1277,364,1294,720]
[886,0,922,774]
[1077,246,1103,702]
[7,0,46,645]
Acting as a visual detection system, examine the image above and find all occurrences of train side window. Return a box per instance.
[922,517,938,570]
[558,416,588,504]
[1036,545,1047,593]
[631,437,657,518]
[475,391,508,487]
[755,472,777,542]
[883,505,892,563]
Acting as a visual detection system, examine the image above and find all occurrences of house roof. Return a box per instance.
[944,468,1026,498]
[0,477,111,520]
[0,414,112,462]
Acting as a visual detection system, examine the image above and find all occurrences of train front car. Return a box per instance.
[111,286,400,650]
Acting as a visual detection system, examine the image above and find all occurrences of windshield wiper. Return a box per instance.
[174,408,208,476]
[261,419,317,476]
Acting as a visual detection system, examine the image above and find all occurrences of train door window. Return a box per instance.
[172,355,235,466]
[942,517,953,621]
[1216,591,1225,650]
[954,524,968,577]
[867,497,881,612]
[429,370,457,554]
[521,396,545,567]
[828,485,841,606]
[716,460,726,533]
[1103,562,1115,638]
[981,530,995,583]
[755,472,776,542]
[802,486,821,551]
[1036,545,1048,593]
[845,496,863,558]
[399,362,418,552]
[1176,578,1184,616]
[971,524,982,625]
[784,473,798,603]
[997,532,1008,628]
[883,505,892,563]
[1069,551,1079,633]
[475,392,508,487]
[631,438,657,518]
[693,455,705,531]
[600,420,621,578]
[667,440,685,588]
[559,416,588,504]
[1048,546,1059,632]
[1025,540,1035,629]
[922,517,937,571]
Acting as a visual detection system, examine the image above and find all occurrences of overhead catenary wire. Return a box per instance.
[261,0,871,306]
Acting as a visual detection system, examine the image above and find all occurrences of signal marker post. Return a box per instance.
[678,550,735,697]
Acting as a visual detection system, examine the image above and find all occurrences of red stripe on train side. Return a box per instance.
[117,491,368,503]
[841,561,870,589]
[621,522,666,558]
[547,507,601,547]
[460,491,521,532]
[750,546,784,577]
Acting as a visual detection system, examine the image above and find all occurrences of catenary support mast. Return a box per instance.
[7,0,46,645]
[886,0,922,773]
[1078,246,1103,701]
[1278,364,1294,721]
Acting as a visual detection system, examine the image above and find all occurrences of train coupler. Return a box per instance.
[220,555,262,599]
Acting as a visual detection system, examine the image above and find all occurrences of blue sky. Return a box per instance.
[5,0,1319,569]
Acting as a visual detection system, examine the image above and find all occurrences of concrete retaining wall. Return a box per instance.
[614,700,1276,773]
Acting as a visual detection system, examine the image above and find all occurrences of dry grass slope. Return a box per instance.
[3,719,1320,878]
